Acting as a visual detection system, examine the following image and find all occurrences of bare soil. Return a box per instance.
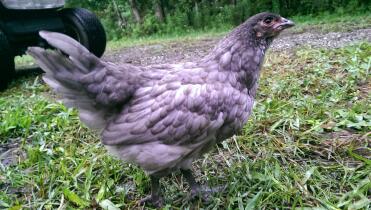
[4,27,370,169]
[104,28,371,66]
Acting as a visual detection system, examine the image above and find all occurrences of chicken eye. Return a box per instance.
[264,17,273,24]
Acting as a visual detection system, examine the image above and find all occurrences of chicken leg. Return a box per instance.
[139,175,164,207]
[181,169,224,201]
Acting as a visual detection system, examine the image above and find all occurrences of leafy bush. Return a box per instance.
[65,0,370,39]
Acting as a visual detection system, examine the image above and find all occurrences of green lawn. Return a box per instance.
[1,22,370,210]
[106,12,371,50]
[1,42,369,210]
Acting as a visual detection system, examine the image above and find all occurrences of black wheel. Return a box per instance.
[0,30,15,91]
[60,8,106,57]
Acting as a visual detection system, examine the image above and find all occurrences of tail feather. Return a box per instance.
[39,31,94,73]
[27,31,137,131]
[28,48,84,93]
[26,32,107,130]
[27,47,57,75]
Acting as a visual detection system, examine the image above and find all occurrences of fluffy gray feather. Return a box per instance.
[27,12,294,176]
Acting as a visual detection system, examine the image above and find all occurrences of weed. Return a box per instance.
[1,42,370,209]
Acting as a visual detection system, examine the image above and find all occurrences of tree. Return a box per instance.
[129,0,142,23]
[111,0,127,28]
[155,0,166,22]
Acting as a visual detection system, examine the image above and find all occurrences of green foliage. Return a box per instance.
[1,38,369,209]
[65,0,371,39]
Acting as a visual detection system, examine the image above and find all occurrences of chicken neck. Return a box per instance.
[200,23,272,94]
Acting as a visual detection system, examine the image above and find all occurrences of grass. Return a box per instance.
[290,12,371,34]
[107,29,228,51]
[14,11,371,64]
[106,12,371,50]
[1,39,370,209]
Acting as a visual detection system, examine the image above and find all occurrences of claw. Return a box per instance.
[189,185,226,203]
[139,195,164,208]
[138,175,164,208]
[181,169,226,203]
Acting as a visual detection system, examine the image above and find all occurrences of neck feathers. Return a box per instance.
[200,25,269,92]
[203,22,270,68]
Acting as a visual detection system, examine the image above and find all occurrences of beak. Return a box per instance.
[276,17,295,30]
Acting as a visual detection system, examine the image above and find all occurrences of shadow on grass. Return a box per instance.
[14,67,43,79]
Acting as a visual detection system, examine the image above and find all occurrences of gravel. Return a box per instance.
[104,28,371,66]
[272,28,371,51]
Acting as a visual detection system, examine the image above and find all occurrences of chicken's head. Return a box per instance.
[249,12,295,39]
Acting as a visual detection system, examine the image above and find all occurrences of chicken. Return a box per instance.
[27,12,294,206]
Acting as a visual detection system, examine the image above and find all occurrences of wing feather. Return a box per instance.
[101,82,232,146]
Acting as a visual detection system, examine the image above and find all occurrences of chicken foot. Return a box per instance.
[181,169,225,202]
[139,175,164,207]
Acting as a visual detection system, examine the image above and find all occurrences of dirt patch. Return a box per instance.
[104,28,371,66]
[104,38,217,66]
[357,79,370,100]
[273,28,371,51]
[0,137,26,167]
